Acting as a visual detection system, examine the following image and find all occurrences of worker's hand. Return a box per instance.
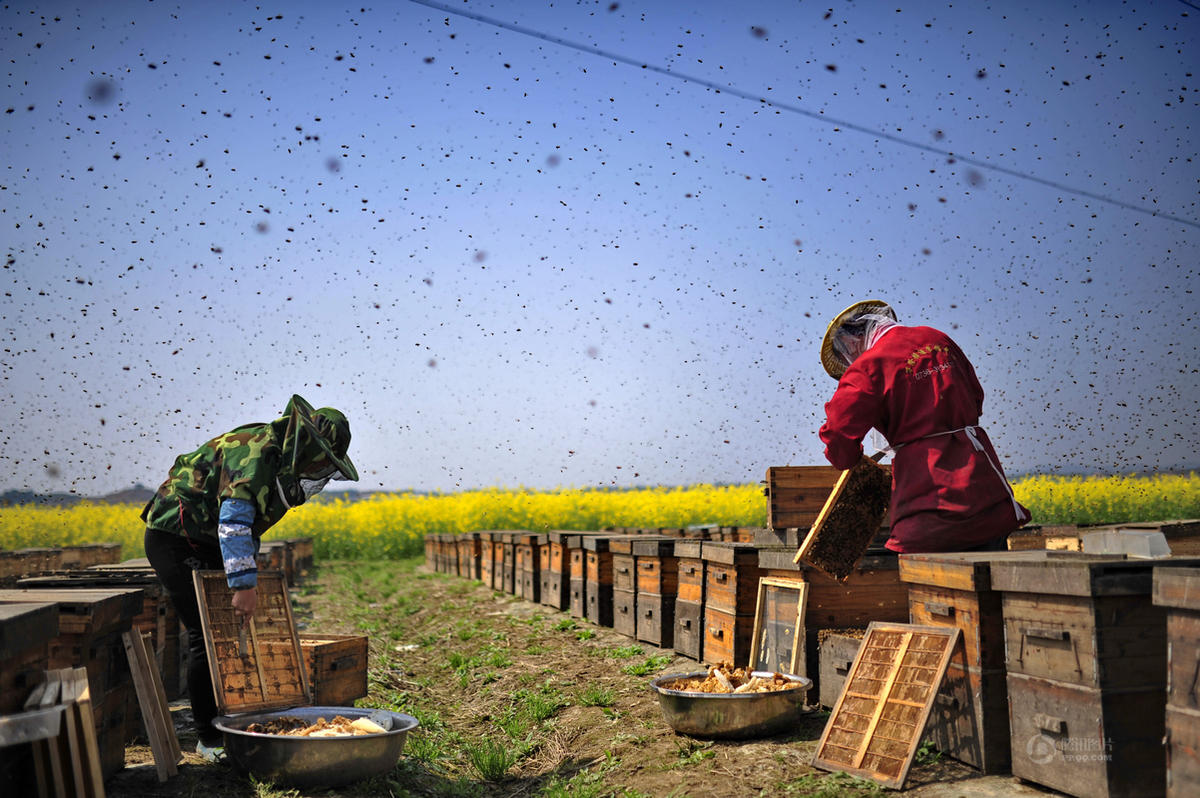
[232,588,257,626]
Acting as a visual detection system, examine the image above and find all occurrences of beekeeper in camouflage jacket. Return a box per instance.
[142,394,358,760]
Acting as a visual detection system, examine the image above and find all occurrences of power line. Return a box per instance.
[408,0,1198,231]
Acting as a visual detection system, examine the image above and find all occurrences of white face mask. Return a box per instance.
[300,476,331,500]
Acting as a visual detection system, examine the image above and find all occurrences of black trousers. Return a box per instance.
[144,528,224,745]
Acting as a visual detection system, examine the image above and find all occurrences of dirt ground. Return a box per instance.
[107,559,1064,798]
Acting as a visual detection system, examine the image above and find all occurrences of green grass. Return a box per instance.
[577,684,615,707]
[463,736,520,782]
[780,771,885,797]
[607,644,644,659]
[621,654,674,676]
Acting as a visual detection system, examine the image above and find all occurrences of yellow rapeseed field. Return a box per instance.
[1,474,1196,561]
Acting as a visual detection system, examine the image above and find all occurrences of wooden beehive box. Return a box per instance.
[298,633,369,707]
[992,555,1200,798]
[424,534,437,571]
[673,539,706,661]
[457,532,482,581]
[541,531,578,611]
[59,543,123,571]
[701,543,766,666]
[817,629,864,710]
[283,537,315,580]
[764,465,847,530]
[517,533,543,602]
[1153,566,1200,797]
[499,532,519,595]
[583,535,614,627]
[477,531,498,589]
[194,570,311,715]
[633,538,679,648]
[897,550,1059,774]
[0,586,142,780]
[610,537,638,639]
[0,602,59,715]
[568,534,591,619]
[20,569,186,701]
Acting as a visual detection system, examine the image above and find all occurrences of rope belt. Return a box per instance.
[878,425,1026,522]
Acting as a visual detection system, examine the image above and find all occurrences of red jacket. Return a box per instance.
[819,325,1030,552]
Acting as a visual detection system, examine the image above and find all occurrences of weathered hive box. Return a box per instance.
[443,533,462,577]
[283,537,315,580]
[58,543,123,571]
[0,548,63,586]
[20,568,186,701]
[897,551,1057,774]
[258,540,289,581]
[456,532,482,581]
[584,535,615,626]
[763,465,852,530]
[1152,566,1200,797]
[673,539,706,661]
[568,533,591,620]
[516,533,544,603]
[757,545,907,695]
[817,629,864,710]
[477,531,499,590]
[499,532,520,595]
[991,555,1200,798]
[541,531,578,610]
[0,602,59,715]
[633,538,679,649]
[0,586,143,781]
[700,543,764,666]
[298,633,369,706]
[611,537,639,639]
[424,534,437,571]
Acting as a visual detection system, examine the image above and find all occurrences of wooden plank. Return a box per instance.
[813,623,960,790]
[69,668,106,798]
[1154,566,1200,611]
[122,631,179,781]
[794,459,891,582]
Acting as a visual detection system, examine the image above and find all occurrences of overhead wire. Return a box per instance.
[408,0,1198,231]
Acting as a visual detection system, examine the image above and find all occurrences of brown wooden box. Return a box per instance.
[675,544,706,605]
[817,630,863,710]
[478,532,499,589]
[0,602,58,715]
[457,532,482,581]
[1007,671,1164,798]
[540,533,575,610]
[703,543,764,616]
[631,539,678,595]
[500,532,518,594]
[298,633,368,706]
[585,580,613,627]
[636,592,674,648]
[1166,704,1200,798]
[613,552,636,591]
[702,606,752,666]
[424,534,437,571]
[1153,566,1200,712]
[517,533,543,602]
[569,577,588,620]
[763,465,843,530]
[674,599,703,661]
[584,536,613,586]
[613,587,637,638]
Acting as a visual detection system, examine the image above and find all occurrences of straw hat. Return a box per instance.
[820,300,896,379]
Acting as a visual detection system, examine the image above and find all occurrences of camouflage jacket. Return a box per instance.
[141,396,354,545]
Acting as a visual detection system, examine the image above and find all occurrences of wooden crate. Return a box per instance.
[674,540,706,604]
[424,534,437,571]
[1007,671,1163,798]
[283,537,315,580]
[569,536,589,619]
[636,592,674,648]
[478,532,497,589]
[0,602,58,715]
[613,587,637,638]
[925,657,1010,774]
[763,466,844,530]
[298,633,368,706]
[703,606,750,665]
[500,532,519,594]
[817,629,864,710]
[457,532,482,581]
[517,533,543,602]
[1166,705,1200,798]
[542,532,579,610]
[632,539,678,648]
[59,543,123,571]
[0,587,141,780]
[703,543,764,616]
[20,570,186,701]
[584,536,614,626]
[0,548,63,586]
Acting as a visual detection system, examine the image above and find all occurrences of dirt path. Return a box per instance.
[107,559,1063,798]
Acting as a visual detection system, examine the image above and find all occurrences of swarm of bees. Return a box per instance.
[663,663,802,694]
[245,715,388,737]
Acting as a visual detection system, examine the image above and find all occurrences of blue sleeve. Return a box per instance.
[218,498,258,590]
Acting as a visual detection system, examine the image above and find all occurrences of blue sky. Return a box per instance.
[2,1,1197,496]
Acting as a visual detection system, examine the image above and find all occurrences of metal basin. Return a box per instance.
[213,706,419,788]
[650,671,813,739]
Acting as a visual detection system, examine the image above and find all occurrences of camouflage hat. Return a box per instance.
[280,395,359,481]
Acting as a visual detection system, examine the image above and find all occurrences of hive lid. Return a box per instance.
[897,550,1061,592]
[0,586,144,635]
[989,555,1200,597]
[813,622,960,789]
[194,570,311,715]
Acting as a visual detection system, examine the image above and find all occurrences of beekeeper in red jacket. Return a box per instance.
[818,300,1031,553]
